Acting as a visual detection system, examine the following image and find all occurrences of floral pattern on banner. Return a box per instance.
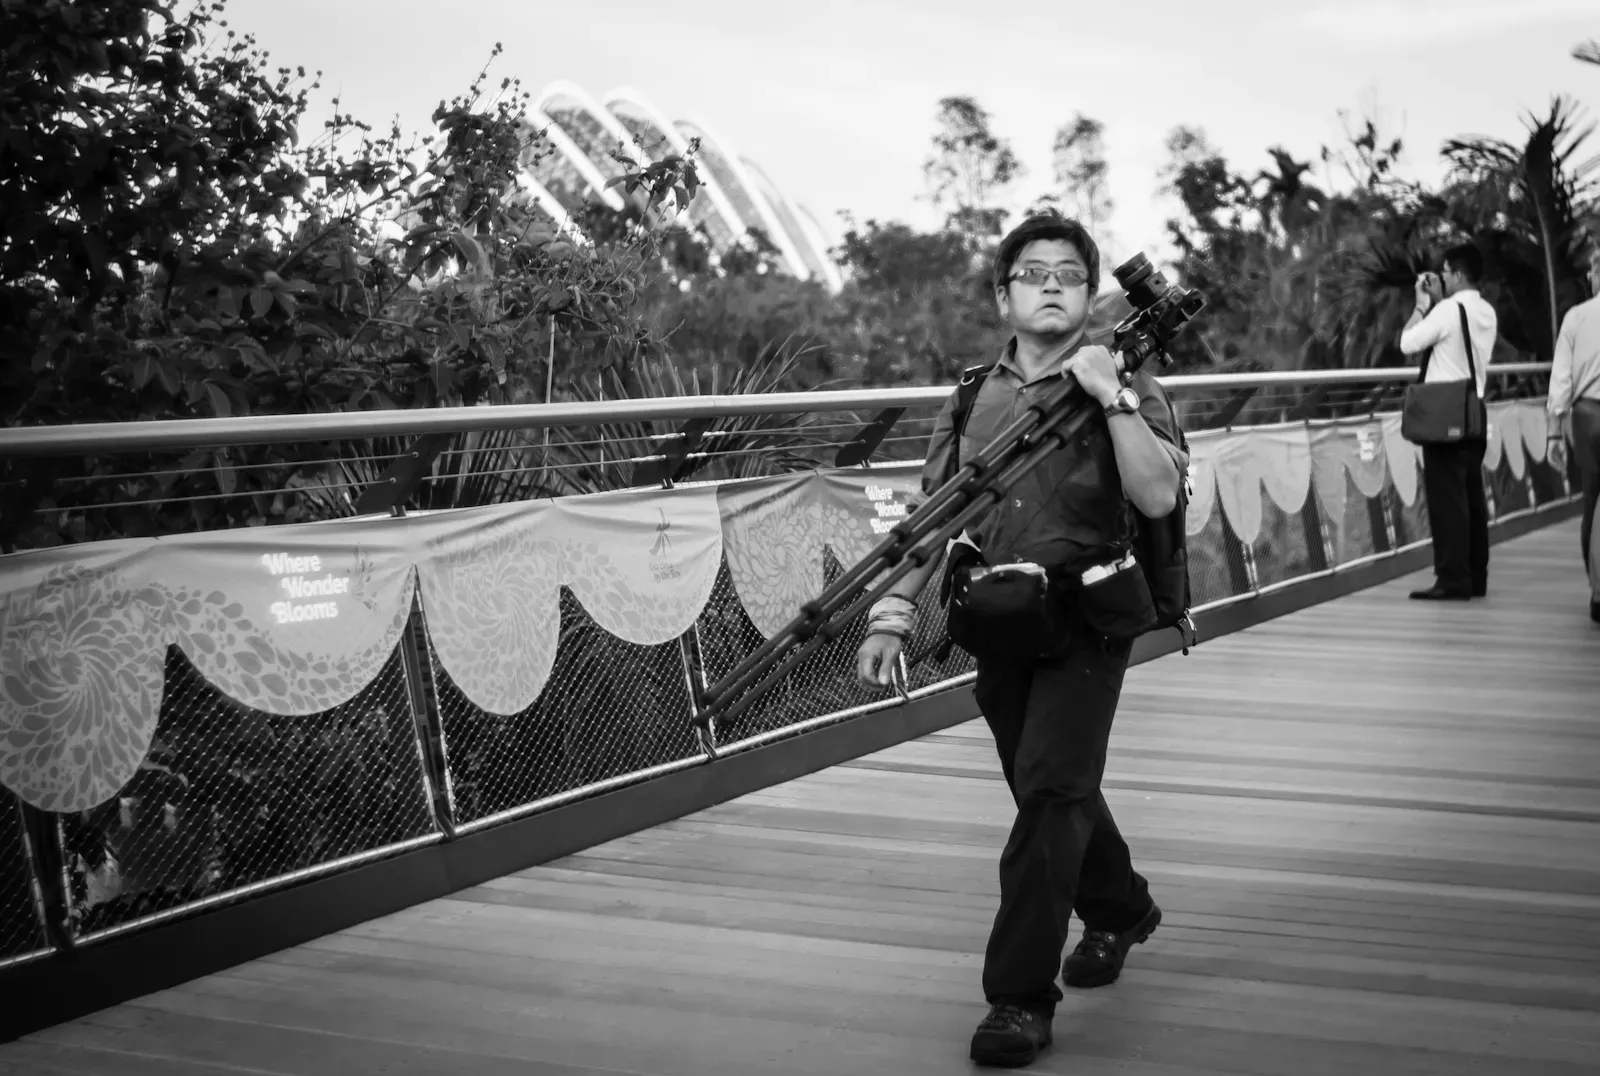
[417,517,562,717]
[0,555,167,812]
[718,467,923,639]
[412,487,724,714]
[717,474,821,639]
[164,555,414,719]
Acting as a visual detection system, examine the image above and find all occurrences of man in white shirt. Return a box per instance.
[1399,242,1498,601]
[1547,247,1600,624]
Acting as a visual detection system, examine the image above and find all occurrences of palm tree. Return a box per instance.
[1322,96,1600,368]
[1441,96,1599,359]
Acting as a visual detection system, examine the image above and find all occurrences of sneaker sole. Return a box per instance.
[1062,905,1162,989]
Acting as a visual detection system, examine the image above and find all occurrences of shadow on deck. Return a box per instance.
[4,521,1598,1076]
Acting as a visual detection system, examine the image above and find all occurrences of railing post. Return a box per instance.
[10,796,62,958]
[387,505,457,839]
[680,628,717,761]
[399,593,457,839]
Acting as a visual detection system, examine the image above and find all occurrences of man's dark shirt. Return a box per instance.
[916,338,1187,568]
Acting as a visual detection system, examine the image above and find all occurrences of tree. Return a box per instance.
[922,96,1022,244]
[1046,114,1114,247]
[0,0,696,549]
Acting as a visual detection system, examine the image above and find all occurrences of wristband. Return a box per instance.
[865,595,917,639]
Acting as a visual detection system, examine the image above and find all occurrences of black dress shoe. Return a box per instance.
[1590,600,1600,625]
[1062,904,1162,989]
[1409,586,1472,601]
[970,1004,1052,1068]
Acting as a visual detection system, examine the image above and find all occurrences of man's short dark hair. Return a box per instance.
[993,211,1101,295]
[1442,242,1484,285]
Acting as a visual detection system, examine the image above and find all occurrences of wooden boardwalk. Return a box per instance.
[5,520,1599,1075]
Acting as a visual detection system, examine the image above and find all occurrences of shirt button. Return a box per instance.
[1014,498,1023,508]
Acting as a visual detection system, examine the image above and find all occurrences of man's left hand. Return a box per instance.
[1064,345,1124,407]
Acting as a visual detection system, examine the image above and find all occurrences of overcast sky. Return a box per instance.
[225,0,1597,265]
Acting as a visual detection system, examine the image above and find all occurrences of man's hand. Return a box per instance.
[1415,273,1441,312]
[855,632,903,689]
[1063,344,1123,407]
[1549,414,1571,473]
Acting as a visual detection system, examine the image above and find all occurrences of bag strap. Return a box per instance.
[942,362,994,485]
[1457,302,1479,388]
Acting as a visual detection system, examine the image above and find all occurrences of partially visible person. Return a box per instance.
[1547,246,1600,625]
[1399,243,1499,601]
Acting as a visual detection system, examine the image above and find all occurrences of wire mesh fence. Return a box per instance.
[54,643,440,943]
[0,797,50,967]
[427,587,704,832]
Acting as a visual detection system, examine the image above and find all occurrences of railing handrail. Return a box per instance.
[0,362,1552,458]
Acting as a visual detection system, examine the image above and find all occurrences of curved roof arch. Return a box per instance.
[521,110,626,213]
[674,115,812,282]
[601,85,747,252]
[534,79,637,184]
[737,156,842,292]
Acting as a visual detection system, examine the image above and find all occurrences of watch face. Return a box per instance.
[1117,387,1139,411]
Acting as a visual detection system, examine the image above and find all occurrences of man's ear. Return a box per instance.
[994,284,1009,320]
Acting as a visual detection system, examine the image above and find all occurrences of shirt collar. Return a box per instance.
[994,335,1086,385]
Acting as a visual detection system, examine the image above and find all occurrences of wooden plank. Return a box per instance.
[5,519,1598,1074]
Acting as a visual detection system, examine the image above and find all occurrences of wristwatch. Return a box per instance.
[1104,386,1139,418]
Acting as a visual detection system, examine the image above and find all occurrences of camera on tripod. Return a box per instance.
[1110,254,1206,371]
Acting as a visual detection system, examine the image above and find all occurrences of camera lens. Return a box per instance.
[1113,254,1166,310]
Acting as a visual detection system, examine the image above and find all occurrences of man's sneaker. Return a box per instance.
[969,1004,1052,1068]
[1062,903,1162,989]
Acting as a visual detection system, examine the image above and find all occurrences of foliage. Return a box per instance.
[0,0,693,551]
[923,96,1022,243]
[1038,114,1114,245]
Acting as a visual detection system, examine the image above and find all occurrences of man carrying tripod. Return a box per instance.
[855,212,1187,1068]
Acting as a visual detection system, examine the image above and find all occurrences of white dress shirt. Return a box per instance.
[1398,288,1497,396]
[1549,294,1600,416]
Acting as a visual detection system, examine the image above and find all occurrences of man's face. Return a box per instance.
[996,238,1092,337]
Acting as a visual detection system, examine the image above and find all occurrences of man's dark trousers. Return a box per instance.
[1572,400,1600,585]
[973,623,1152,1017]
[1422,438,1490,594]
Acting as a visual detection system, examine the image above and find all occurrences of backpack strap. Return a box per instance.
[942,362,995,486]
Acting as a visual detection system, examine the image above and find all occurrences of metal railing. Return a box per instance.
[0,362,1579,973]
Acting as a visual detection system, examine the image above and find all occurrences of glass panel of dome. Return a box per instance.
[545,106,626,179]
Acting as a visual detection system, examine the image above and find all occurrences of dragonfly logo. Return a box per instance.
[650,508,673,556]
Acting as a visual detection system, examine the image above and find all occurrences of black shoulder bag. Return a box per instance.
[1401,302,1487,445]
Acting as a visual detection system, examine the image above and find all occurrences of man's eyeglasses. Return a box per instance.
[1008,266,1090,288]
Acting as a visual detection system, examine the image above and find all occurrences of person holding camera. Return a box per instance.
[1547,245,1600,625]
[854,212,1186,1068]
[1399,243,1499,600]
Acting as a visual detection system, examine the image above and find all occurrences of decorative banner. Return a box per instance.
[0,523,416,814]
[1,542,169,815]
[1379,414,1421,506]
[412,486,724,717]
[0,399,1557,812]
[1184,448,1219,538]
[717,464,923,638]
[149,527,416,718]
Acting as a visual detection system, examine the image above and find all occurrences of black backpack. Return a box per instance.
[943,363,1196,654]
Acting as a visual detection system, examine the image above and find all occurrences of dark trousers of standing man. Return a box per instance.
[1422,437,1490,595]
[973,618,1153,1017]
[1572,400,1600,597]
